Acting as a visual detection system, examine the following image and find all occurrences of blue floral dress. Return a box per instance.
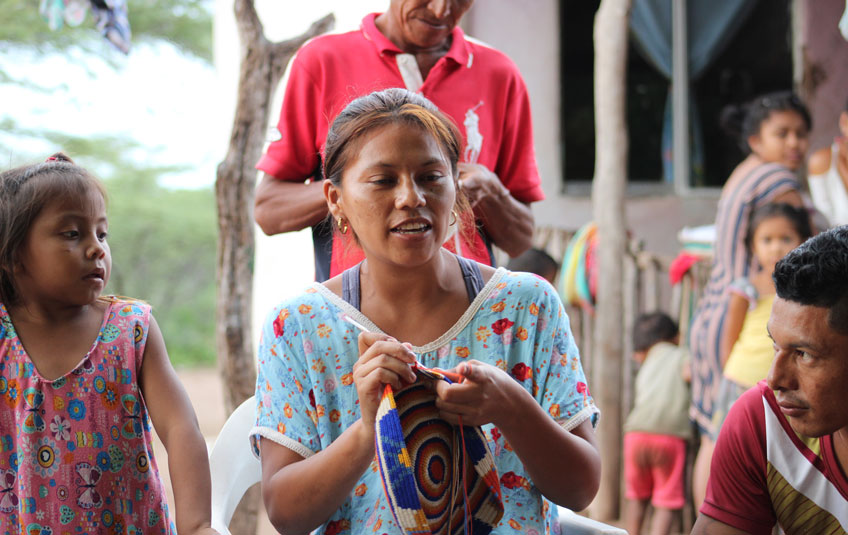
[252,269,598,535]
[0,299,172,535]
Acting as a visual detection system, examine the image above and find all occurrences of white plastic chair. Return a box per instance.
[209,395,261,535]
[558,506,628,535]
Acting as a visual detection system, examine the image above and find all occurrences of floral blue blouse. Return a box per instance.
[251,269,598,535]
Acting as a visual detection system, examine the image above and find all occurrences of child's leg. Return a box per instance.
[649,434,687,535]
[623,432,653,535]
[649,507,676,535]
[625,498,650,535]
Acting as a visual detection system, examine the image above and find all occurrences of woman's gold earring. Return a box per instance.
[337,216,348,235]
[449,210,458,226]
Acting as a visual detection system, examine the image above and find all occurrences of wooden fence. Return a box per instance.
[533,225,712,526]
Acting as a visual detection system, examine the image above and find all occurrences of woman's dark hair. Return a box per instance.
[0,152,106,305]
[632,312,679,352]
[322,88,471,239]
[774,225,848,335]
[719,91,812,153]
[744,203,813,256]
[323,88,462,186]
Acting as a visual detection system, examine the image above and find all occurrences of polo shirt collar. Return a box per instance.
[360,12,470,67]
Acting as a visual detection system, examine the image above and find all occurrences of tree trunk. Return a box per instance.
[591,0,631,522]
[215,2,333,532]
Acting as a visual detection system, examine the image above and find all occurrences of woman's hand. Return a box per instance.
[353,332,418,434]
[433,360,524,428]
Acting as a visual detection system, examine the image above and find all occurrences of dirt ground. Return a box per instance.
[152,366,277,535]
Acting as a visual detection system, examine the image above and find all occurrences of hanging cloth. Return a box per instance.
[629,0,758,185]
[90,0,132,54]
[38,0,132,54]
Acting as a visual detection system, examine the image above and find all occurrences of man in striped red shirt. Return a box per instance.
[693,226,848,534]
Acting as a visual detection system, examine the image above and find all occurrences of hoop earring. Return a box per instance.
[449,209,458,227]
[337,216,348,235]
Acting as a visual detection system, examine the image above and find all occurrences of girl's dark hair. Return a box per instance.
[0,153,106,305]
[744,202,813,256]
[322,88,471,240]
[719,91,812,153]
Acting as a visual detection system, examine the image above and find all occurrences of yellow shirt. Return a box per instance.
[723,294,775,388]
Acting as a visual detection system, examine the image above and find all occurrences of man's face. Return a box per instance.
[767,297,848,438]
[387,0,474,51]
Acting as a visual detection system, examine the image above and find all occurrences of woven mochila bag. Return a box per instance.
[374,364,504,535]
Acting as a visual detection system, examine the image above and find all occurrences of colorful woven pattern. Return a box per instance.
[375,366,504,535]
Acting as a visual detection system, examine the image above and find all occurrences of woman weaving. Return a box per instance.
[251,88,600,535]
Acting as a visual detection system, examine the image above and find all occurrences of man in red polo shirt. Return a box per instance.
[254,0,543,281]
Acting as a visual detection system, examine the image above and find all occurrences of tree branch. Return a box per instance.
[269,13,335,80]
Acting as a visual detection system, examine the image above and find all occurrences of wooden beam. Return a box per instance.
[591,0,631,521]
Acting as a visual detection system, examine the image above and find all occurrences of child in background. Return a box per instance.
[623,312,691,535]
[506,247,559,284]
[0,154,217,534]
[711,203,812,436]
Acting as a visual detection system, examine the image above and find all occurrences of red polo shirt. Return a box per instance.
[257,13,544,281]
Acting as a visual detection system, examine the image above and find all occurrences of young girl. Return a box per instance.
[711,203,813,436]
[0,154,216,534]
[688,91,811,507]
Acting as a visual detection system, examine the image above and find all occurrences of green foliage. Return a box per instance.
[105,174,218,367]
[0,0,212,61]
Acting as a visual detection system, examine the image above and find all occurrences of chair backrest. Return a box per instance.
[557,506,628,535]
[209,395,261,535]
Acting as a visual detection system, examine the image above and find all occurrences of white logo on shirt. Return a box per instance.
[463,101,484,164]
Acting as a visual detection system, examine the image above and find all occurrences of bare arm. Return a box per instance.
[770,188,804,208]
[720,293,749,369]
[254,173,328,236]
[435,361,601,511]
[691,514,755,535]
[807,146,832,176]
[140,316,217,535]
[259,422,374,535]
[260,333,417,534]
[458,163,535,258]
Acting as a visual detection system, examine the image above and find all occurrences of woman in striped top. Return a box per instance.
[689,91,812,509]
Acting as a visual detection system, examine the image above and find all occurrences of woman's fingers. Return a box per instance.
[355,355,416,388]
[433,361,514,426]
[354,344,417,383]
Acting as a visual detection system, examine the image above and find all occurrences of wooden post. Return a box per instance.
[591,0,631,521]
[215,3,333,532]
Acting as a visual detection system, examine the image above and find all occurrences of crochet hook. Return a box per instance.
[340,314,452,381]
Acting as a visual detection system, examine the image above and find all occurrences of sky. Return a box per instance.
[0,0,385,188]
[0,42,219,188]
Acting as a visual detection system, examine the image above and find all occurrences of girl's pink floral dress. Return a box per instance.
[0,299,173,535]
